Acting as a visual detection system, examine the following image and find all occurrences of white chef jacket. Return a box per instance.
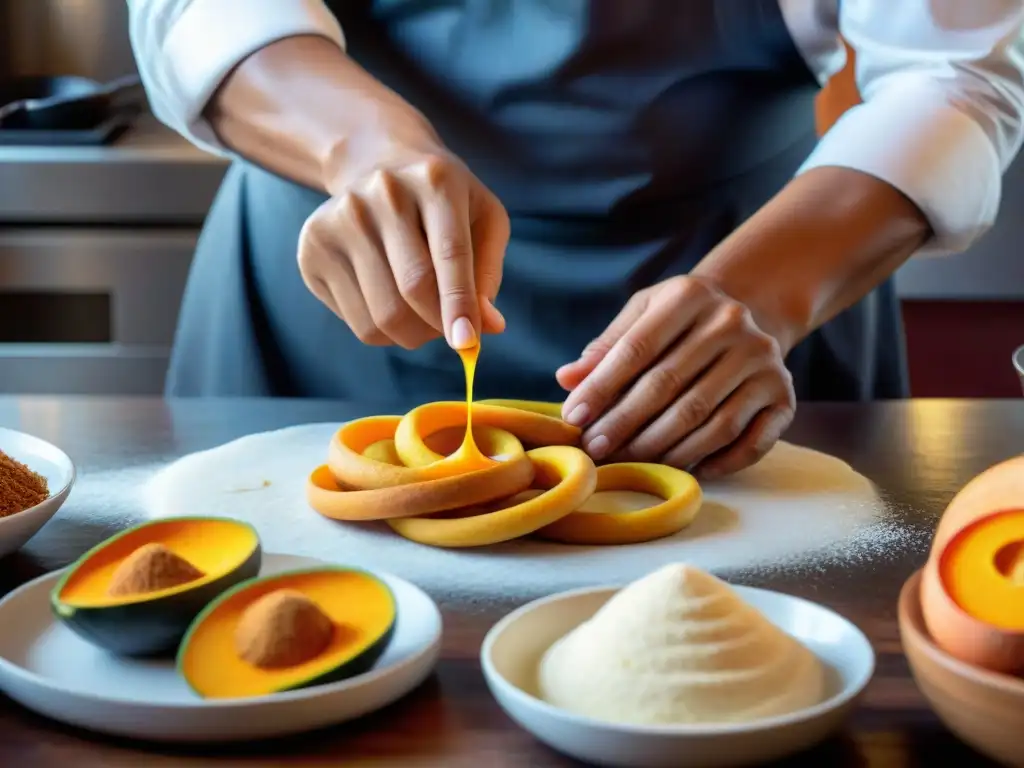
[126,0,1024,257]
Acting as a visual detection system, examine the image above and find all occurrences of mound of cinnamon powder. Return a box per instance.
[108,543,205,597]
[0,449,49,518]
[235,589,334,669]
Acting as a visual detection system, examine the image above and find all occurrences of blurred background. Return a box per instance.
[0,1,1021,398]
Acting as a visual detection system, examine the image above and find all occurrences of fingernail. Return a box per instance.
[565,403,590,426]
[450,316,477,349]
[586,434,610,460]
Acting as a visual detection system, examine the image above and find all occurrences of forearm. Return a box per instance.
[203,35,436,192]
[692,166,929,355]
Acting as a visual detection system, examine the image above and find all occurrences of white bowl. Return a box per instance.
[481,583,875,768]
[0,427,76,560]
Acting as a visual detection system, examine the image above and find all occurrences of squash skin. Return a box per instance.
[49,519,263,658]
[176,566,398,699]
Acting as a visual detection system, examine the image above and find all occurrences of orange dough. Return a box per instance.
[304,340,705,549]
[922,508,1024,674]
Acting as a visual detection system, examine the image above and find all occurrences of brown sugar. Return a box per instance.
[0,449,49,518]
[107,543,205,597]
[235,588,334,669]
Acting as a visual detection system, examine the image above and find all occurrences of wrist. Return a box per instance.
[320,102,444,195]
[689,263,808,360]
[692,167,929,356]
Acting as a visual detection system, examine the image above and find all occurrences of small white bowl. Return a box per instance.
[481,583,875,768]
[0,427,76,560]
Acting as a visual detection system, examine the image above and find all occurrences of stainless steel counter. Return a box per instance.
[0,115,227,224]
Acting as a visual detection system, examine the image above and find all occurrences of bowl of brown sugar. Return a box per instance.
[0,428,75,559]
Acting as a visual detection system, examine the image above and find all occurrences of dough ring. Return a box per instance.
[307,417,534,521]
[395,401,580,468]
[535,462,703,545]
[386,445,597,548]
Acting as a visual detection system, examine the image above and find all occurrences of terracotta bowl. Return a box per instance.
[898,569,1024,765]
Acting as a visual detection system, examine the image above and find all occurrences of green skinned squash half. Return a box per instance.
[177,566,397,700]
[50,517,262,657]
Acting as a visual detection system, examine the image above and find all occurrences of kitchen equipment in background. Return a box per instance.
[0,72,143,145]
[0,226,203,395]
[0,2,145,147]
[0,1,138,82]
[0,0,230,395]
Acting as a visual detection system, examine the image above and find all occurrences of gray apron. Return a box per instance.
[166,0,909,403]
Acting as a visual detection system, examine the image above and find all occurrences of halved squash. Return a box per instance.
[177,566,396,699]
[50,517,262,657]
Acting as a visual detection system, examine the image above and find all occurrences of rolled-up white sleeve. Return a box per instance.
[797,0,1024,256]
[126,0,346,155]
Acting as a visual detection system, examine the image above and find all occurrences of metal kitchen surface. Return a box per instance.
[0,115,227,224]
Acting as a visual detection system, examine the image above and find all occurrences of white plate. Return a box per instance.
[482,583,875,768]
[0,427,76,560]
[0,552,442,743]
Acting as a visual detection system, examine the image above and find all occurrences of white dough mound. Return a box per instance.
[538,563,826,725]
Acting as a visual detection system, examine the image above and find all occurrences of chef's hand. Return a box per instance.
[296,119,508,351]
[555,276,795,479]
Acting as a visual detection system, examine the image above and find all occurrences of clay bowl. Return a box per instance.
[898,568,1024,765]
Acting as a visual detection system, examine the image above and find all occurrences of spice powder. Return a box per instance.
[0,449,49,517]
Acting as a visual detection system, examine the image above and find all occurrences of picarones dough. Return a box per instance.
[538,563,826,725]
[305,339,704,548]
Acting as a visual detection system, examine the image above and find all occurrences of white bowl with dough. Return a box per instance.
[481,581,875,768]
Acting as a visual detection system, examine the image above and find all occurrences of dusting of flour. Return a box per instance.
[139,423,918,604]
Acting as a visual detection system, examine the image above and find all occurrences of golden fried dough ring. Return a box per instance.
[327,414,529,488]
[395,401,580,468]
[386,445,597,548]
[477,399,567,419]
[535,462,703,545]
[306,398,703,545]
[306,416,534,521]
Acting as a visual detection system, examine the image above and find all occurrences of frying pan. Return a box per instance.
[0,73,143,130]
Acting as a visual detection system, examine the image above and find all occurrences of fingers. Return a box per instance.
[658,376,783,470]
[366,170,443,334]
[603,318,777,462]
[583,324,735,462]
[688,403,794,480]
[299,153,511,350]
[561,282,706,430]
[415,156,480,349]
[471,186,510,308]
[297,203,387,345]
[481,296,506,334]
[335,192,440,350]
[556,292,649,393]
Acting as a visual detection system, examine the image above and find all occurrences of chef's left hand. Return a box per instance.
[556,276,795,479]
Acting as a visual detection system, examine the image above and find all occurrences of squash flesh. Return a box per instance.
[56,518,259,608]
[179,569,395,699]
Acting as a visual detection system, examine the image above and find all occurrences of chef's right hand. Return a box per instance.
[296,118,509,351]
